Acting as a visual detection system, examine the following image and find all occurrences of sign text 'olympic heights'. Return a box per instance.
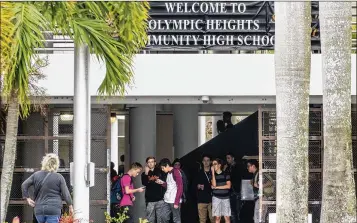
[147,2,275,47]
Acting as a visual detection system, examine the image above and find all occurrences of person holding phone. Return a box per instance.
[141,157,168,223]
[157,158,183,223]
[196,155,214,223]
[120,162,145,223]
[211,158,231,223]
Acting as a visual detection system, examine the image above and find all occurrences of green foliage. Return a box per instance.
[36,1,149,96]
[1,3,48,117]
[0,2,14,75]
[1,2,149,117]
[104,208,129,223]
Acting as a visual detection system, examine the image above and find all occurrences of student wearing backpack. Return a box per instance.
[120,162,146,223]
[172,158,189,203]
[247,160,274,223]
[157,158,184,223]
[141,157,168,223]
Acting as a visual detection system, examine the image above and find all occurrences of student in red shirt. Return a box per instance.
[120,162,145,223]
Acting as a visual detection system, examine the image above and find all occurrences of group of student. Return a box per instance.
[110,153,274,223]
[110,157,186,223]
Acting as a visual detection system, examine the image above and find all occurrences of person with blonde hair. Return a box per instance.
[22,153,73,223]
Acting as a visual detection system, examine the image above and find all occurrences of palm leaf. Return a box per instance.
[71,17,133,95]
[36,1,149,96]
[2,3,48,117]
[0,2,15,75]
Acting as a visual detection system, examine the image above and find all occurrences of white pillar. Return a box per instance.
[73,44,90,221]
[111,116,119,172]
[198,116,206,146]
[173,105,199,158]
[129,105,156,220]
[212,116,220,138]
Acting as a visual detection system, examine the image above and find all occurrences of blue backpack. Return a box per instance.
[110,174,130,204]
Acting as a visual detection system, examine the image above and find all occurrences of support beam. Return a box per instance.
[73,44,90,221]
[111,116,119,172]
[129,105,157,220]
[173,105,199,158]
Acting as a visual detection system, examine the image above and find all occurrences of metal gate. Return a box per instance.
[258,107,357,223]
[0,105,111,223]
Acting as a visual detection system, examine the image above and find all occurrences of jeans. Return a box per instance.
[230,194,242,223]
[146,200,170,223]
[35,215,60,223]
[167,203,181,223]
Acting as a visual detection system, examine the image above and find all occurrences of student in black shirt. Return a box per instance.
[211,158,231,223]
[141,157,168,223]
[225,153,243,223]
[196,155,214,223]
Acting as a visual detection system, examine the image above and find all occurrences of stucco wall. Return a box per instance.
[38,54,357,97]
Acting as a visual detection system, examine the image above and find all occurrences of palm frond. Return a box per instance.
[71,17,133,95]
[0,2,15,75]
[107,2,149,51]
[63,2,148,96]
[36,1,75,36]
[2,3,48,117]
[37,1,149,96]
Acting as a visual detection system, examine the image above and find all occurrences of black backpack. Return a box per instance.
[173,169,189,203]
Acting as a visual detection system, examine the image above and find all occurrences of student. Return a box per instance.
[211,158,231,223]
[21,153,73,223]
[141,157,168,223]
[110,161,118,182]
[119,155,125,176]
[225,153,243,223]
[120,162,145,223]
[247,160,273,223]
[196,155,214,223]
[157,158,183,223]
[223,111,234,129]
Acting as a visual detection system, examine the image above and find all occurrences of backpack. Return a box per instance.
[254,172,275,198]
[110,174,130,204]
[173,169,189,203]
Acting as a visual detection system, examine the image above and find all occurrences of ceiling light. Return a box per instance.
[60,114,73,121]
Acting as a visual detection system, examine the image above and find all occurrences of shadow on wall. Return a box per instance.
[179,111,259,222]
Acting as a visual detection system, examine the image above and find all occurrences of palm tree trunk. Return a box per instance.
[274,2,311,222]
[0,94,19,222]
[320,2,357,222]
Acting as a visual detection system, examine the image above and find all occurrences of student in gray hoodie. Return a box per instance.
[22,153,73,223]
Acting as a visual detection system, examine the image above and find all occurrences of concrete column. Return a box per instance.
[111,116,119,172]
[173,105,199,158]
[198,116,206,146]
[73,44,90,221]
[212,116,220,138]
[129,105,156,220]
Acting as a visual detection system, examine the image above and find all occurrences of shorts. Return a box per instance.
[212,196,231,217]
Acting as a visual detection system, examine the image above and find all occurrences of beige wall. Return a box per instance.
[156,115,173,161]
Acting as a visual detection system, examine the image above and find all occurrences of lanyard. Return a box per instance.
[204,171,210,183]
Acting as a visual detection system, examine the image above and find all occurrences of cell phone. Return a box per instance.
[141,186,146,189]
